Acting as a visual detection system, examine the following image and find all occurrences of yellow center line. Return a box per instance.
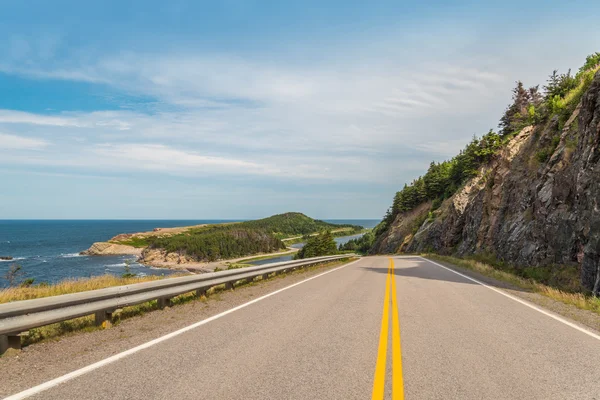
[371,261,391,400]
[371,259,405,400]
[390,258,405,400]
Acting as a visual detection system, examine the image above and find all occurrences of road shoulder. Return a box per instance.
[422,256,600,335]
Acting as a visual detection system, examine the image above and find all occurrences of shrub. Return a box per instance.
[20,278,35,287]
[535,147,552,163]
[577,52,600,76]
[3,264,24,287]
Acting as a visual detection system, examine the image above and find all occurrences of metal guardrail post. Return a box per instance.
[0,334,21,353]
[157,298,171,309]
[95,310,113,328]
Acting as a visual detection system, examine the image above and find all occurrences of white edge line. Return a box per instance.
[418,256,600,342]
[4,259,362,400]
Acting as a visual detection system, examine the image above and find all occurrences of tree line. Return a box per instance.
[149,227,286,262]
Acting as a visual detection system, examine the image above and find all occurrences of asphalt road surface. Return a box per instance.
[6,256,600,399]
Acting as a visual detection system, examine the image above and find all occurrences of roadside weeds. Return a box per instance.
[425,254,600,323]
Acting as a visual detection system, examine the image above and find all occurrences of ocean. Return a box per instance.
[0,219,379,287]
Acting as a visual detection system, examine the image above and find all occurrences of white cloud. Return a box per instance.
[92,143,279,175]
[0,43,516,188]
[0,110,83,127]
[0,133,49,149]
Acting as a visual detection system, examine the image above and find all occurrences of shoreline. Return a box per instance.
[79,221,301,273]
[139,247,300,273]
[79,220,365,273]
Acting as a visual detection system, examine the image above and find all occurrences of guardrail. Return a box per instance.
[0,254,355,354]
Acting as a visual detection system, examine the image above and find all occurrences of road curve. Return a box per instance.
[7,256,600,399]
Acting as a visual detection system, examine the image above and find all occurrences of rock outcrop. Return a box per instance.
[80,242,143,256]
[138,248,196,266]
[372,70,600,294]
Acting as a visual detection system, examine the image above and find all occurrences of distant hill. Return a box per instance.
[140,212,362,264]
[238,212,362,238]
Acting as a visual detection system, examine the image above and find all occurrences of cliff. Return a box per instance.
[80,242,143,256]
[372,68,600,294]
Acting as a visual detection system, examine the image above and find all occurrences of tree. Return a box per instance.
[295,231,338,259]
[528,85,543,107]
[499,81,531,136]
[544,69,577,100]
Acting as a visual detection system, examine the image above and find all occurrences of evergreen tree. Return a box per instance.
[296,230,338,259]
[499,81,531,136]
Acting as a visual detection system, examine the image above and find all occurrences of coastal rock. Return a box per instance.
[139,248,196,266]
[81,242,143,256]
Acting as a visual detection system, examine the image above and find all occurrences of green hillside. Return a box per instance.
[144,212,362,262]
[239,212,362,238]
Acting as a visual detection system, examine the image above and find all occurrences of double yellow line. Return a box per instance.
[371,258,404,400]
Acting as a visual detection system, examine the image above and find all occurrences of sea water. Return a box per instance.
[0,219,379,287]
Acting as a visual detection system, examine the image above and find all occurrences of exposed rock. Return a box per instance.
[80,242,143,256]
[372,70,600,294]
[139,248,196,266]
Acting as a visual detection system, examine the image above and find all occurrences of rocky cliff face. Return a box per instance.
[372,70,600,294]
[80,242,143,256]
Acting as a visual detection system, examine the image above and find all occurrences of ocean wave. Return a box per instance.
[147,265,171,271]
[105,262,127,267]
[60,253,84,258]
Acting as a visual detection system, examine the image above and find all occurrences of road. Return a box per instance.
[6,256,600,399]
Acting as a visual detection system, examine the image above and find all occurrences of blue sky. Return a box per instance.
[1,0,599,219]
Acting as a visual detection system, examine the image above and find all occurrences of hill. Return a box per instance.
[237,212,361,238]
[141,213,361,264]
[370,52,600,295]
[80,213,363,267]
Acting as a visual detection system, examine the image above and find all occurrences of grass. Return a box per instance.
[1,258,355,351]
[426,254,600,316]
[551,65,600,128]
[236,249,297,264]
[0,274,185,303]
[111,237,152,248]
[224,263,251,270]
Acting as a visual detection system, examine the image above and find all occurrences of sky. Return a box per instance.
[1,1,599,219]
